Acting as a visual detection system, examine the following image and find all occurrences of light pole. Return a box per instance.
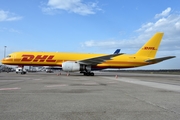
[4,46,7,58]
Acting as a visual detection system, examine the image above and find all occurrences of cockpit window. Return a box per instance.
[6,55,11,58]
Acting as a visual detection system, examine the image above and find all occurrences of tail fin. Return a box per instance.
[135,32,164,58]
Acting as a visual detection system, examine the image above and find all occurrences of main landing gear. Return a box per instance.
[81,72,94,76]
[21,71,27,74]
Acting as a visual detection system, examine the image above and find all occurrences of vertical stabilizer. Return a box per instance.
[135,32,164,58]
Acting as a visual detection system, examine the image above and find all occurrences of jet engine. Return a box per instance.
[62,61,91,72]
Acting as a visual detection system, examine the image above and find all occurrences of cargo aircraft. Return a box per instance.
[1,32,175,76]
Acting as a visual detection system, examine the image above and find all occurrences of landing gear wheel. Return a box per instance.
[21,71,26,74]
[83,72,87,76]
[90,72,94,76]
[83,72,94,76]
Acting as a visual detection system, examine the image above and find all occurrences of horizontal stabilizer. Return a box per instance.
[145,56,176,63]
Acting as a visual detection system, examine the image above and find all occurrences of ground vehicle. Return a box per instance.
[16,67,26,74]
[46,69,53,73]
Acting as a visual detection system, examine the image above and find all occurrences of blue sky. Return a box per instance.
[0,0,180,69]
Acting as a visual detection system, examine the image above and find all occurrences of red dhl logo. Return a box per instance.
[21,55,56,62]
[143,47,157,50]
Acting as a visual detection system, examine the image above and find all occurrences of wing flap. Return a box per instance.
[78,53,124,65]
[145,56,176,63]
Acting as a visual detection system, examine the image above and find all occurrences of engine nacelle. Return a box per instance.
[62,61,91,72]
[62,61,80,72]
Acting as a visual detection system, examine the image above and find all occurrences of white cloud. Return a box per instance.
[82,7,180,54]
[42,0,101,15]
[155,7,171,18]
[81,7,180,69]
[81,39,142,51]
[0,27,21,34]
[0,10,22,22]
[175,22,180,29]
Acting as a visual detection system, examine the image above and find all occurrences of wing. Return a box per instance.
[145,56,176,63]
[78,53,124,65]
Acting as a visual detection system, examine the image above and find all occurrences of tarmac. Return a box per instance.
[0,71,180,120]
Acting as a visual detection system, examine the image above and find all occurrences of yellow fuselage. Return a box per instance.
[1,51,152,69]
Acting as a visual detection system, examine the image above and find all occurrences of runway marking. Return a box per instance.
[45,84,68,87]
[32,79,42,81]
[0,80,24,82]
[106,81,118,84]
[105,77,180,92]
[0,87,21,91]
[82,82,98,85]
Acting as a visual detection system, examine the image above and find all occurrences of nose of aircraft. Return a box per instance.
[1,58,13,64]
[1,58,5,64]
